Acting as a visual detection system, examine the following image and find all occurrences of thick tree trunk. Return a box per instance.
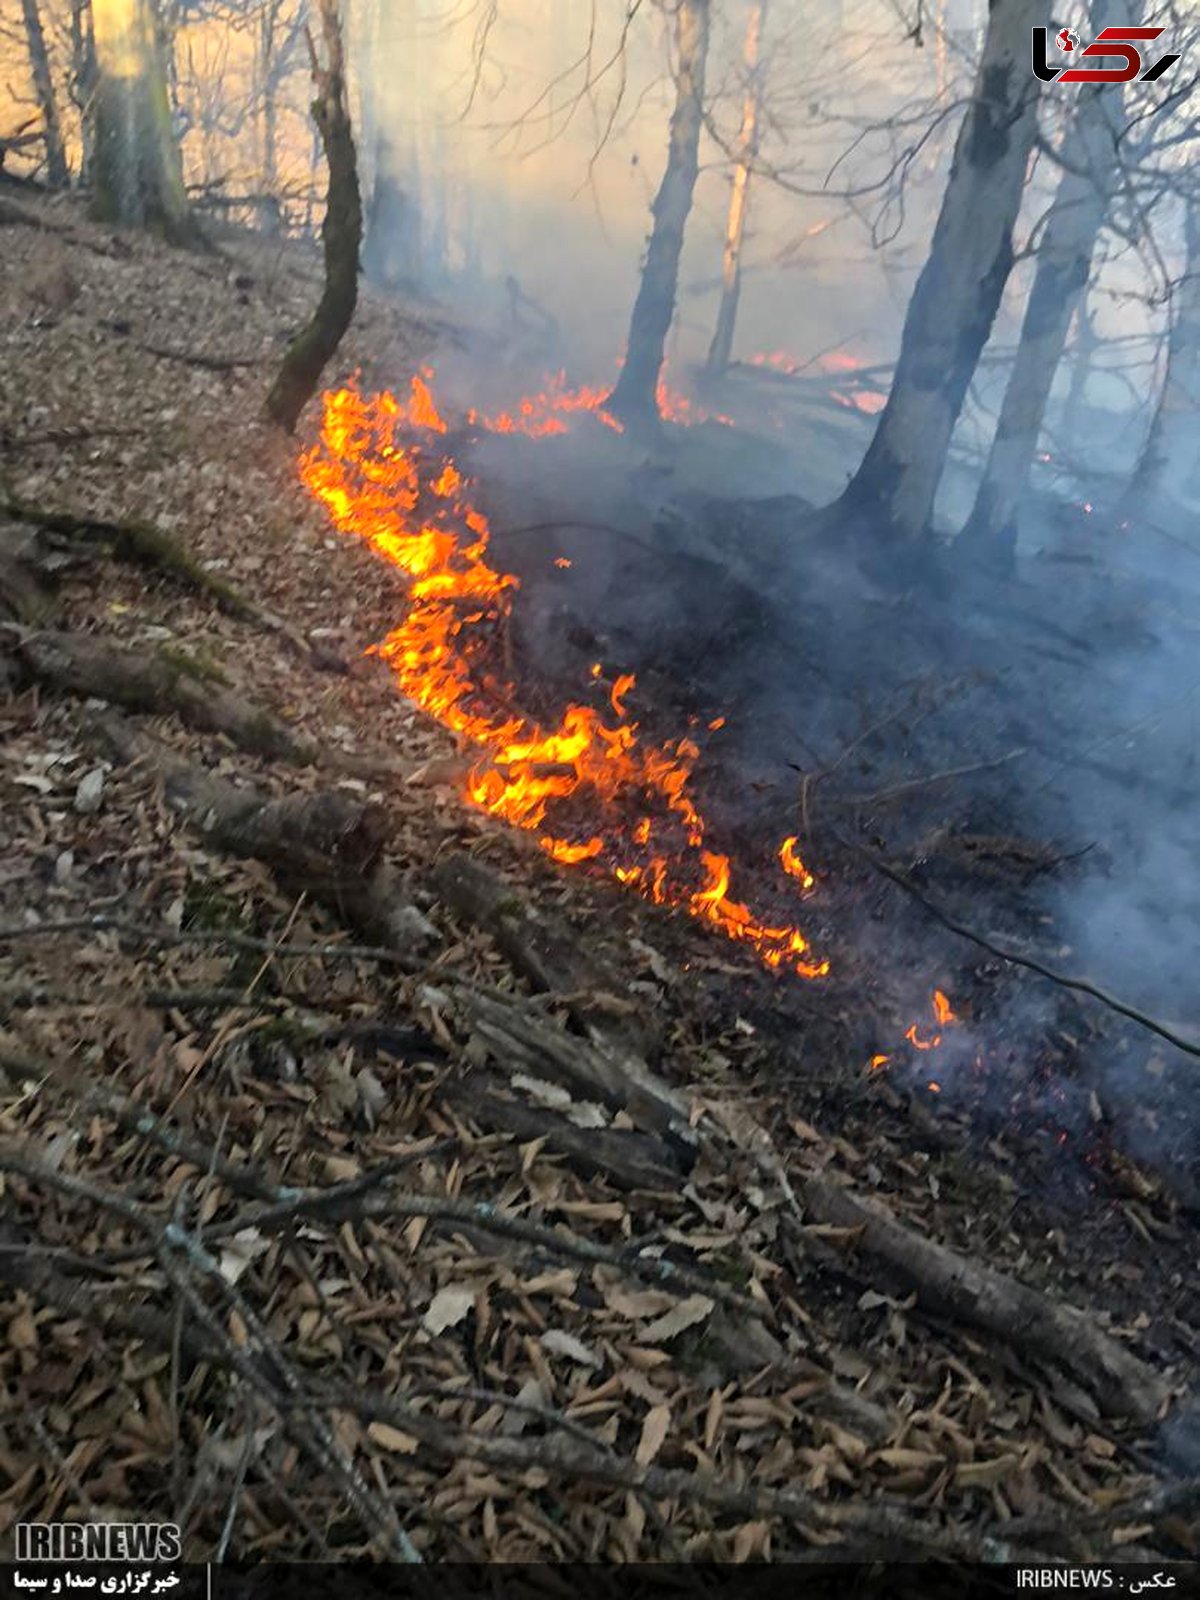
[836,0,1040,543]
[1120,197,1200,516]
[89,0,200,245]
[606,0,711,432]
[20,0,69,188]
[264,0,362,433]
[704,0,766,379]
[961,37,1127,567]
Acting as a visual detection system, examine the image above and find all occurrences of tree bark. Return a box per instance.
[835,0,1041,543]
[89,0,201,245]
[704,0,766,379]
[264,0,362,433]
[961,21,1128,568]
[1120,196,1200,516]
[606,0,711,433]
[20,0,70,188]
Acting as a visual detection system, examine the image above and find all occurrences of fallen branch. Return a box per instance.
[0,495,259,620]
[0,912,421,972]
[795,1172,1174,1426]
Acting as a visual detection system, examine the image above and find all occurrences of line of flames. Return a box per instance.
[299,375,826,979]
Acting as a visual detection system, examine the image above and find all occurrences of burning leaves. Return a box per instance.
[300,377,827,979]
[461,363,731,438]
[870,988,962,1084]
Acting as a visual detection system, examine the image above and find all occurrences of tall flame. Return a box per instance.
[300,378,826,980]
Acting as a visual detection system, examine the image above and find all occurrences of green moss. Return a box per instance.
[156,643,231,688]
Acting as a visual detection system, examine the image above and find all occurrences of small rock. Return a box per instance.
[73,767,106,815]
[54,850,74,884]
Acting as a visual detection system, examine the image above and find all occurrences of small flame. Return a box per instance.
[779,836,815,891]
[904,988,959,1051]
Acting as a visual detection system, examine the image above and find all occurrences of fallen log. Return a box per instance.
[91,712,432,954]
[431,850,659,1063]
[439,1073,686,1192]
[797,1173,1174,1427]
[12,628,317,764]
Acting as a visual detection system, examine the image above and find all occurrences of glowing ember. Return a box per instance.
[300,377,827,980]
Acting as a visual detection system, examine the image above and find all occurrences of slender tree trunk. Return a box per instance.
[606,0,711,432]
[961,17,1128,567]
[704,0,766,379]
[362,0,421,288]
[835,0,1041,544]
[21,0,70,187]
[1061,291,1099,439]
[265,0,362,433]
[1120,197,1200,515]
[89,0,200,245]
[256,0,280,224]
[71,0,98,182]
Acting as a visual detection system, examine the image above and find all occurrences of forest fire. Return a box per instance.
[747,347,887,415]
[300,375,826,979]
[467,366,731,437]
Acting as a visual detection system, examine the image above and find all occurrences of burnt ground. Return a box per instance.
[1,188,1198,1560]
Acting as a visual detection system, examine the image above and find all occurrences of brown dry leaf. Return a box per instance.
[367,1422,419,1455]
[953,1454,1021,1489]
[635,1403,671,1467]
[637,1293,713,1344]
[8,1305,37,1350]
[422,1285,475,1335]
[541,1329,602,1369]
[731,1520,771,1562]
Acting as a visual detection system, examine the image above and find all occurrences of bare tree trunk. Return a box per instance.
[1061,290,1099,439]
[265,0,362,433]
[704,0,766,379]
[606,0,711,432]
[1120,196,1200,516]
[361,0,421,288]
[70,0,98,181]
[961,21,1128,568]
[835,0,1040,544]
[90,0,200,245]
[20,0,70,187]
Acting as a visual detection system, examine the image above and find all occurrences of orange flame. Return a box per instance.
[778,836,815,892]
[300,378,827,981]
[904,988,959,1051]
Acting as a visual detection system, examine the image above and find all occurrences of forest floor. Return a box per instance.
[0,187,1196,1563]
